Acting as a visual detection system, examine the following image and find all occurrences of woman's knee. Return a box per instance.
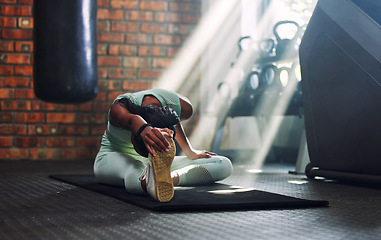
[208,155,233,181]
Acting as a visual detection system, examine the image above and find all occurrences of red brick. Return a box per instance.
[0,53,31,64]
[92,102,111,112]
[46,113,76,123]
[14,66,32,76]
[1,100,31,111]
[61,148,91,160]
[97,44,108,55]
[107,91,125,101]
[0,125,27,135]
[126,34,152,44]
[154,13,181,23]
[32,102,63,111]
[76,113,107,124]
[0,41,14,51]
[108,45,137,56]
[139,1,167,11]
[98,68,108,79]
[0,148,29,160]
[111,21,138,32]
[110,0,138,9]
[40,100,69,111]
[28,125,46,135]
[18,17,33,28]
[98,80,108,91]
[0,65,13,75]
[14,112,45,123]
[108,68,136,79]
[138,46,166,57]
[28,125,58,135]
[79,102,93,112]
[90,125,107,135]
[153,58,172,68]
[0,16,16,27]
[46,137,75,147]
[0,137,12,147]
[169,2,200,12]
[15,41,33,52]
[76,137,101,147]
[0,88,13,98]
[29,148,61,160]
[47,125,59,135]
[153,34,181,45]
[141,23,168,33]
[2,29,32,39]
[168,24,191,35]
[95,92,106,101]
[182,14,200,24]
[14,88,35,98]
[0,112,13,122]
[97,20,110,32]
[98,32,124,43]
[59,125,89,136]
[125,11,152,21]
[138,69,162,79]
[167,47,179,57]
[97,0,109,8]
[15,137,44,148]
[122,80,150,91]
[0,0,17,3]
[98,56,121,67]
[123,57,150,68]
[61,104,79,112]
[106,79,122,90]
[0,6,32,16]
[18,101,32,111]
[97,9,123,20]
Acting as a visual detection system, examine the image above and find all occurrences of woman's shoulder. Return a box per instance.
[114,92,138,104]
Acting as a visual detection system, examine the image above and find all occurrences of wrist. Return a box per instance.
[136,123,152,137]
[184,147,195,157]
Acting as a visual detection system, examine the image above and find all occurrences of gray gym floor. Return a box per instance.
[1,160,380,240]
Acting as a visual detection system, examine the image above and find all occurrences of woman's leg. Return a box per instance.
[170,155,233,186]
[94,152,148,195]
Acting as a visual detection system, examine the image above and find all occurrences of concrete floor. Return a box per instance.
[1,160,380,240]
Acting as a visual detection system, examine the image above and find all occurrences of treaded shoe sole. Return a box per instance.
[149,132,176,202]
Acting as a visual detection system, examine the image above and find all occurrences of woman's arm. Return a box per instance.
[109,101,173,156]
[175,96,216,159]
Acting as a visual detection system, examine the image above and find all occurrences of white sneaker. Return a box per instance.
[139,132,176,202]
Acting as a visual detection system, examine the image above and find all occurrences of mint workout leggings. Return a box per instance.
[94,152,233,195]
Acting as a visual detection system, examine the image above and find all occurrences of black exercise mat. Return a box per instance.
[50,174,329,212]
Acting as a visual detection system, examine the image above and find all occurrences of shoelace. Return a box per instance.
[139,162,151,181]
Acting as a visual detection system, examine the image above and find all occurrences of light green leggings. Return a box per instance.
[94,152,233,195]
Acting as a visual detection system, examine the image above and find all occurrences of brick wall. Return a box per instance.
[0,0,201,160]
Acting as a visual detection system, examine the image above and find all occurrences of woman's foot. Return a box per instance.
[139,132,176,202]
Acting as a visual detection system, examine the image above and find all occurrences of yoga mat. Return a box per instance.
[50,174,329,212]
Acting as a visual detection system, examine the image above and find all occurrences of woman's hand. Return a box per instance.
[140,126,174,157]
[186,149,216,160]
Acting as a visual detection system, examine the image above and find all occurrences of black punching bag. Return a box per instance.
[33,0,98,103]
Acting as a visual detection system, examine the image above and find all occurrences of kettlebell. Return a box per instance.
[273,20,301,59]
[238,36,252,54]
[258,38,275,58]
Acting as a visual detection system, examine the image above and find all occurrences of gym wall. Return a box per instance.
[0,0,201,160]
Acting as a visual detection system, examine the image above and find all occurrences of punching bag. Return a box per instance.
[33,0,98,103]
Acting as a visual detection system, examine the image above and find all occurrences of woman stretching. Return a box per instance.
[94,88,233,202]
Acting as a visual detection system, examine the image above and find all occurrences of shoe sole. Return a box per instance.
[149,132,176,202]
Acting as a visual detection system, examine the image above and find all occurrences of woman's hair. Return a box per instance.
[116,97,180,157]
